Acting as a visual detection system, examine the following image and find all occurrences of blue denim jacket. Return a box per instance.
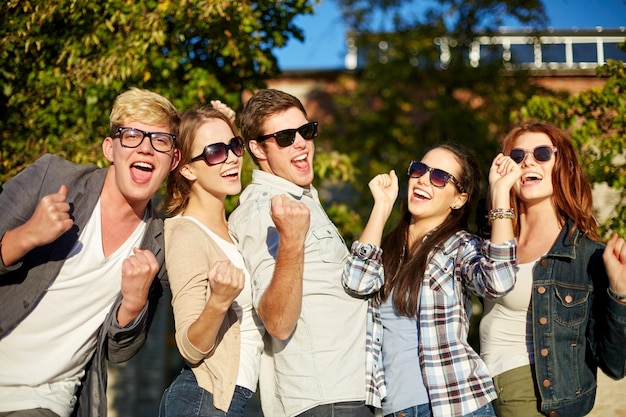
[531,218,626,417]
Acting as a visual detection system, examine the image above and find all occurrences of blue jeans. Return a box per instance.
[159,367,253,417]
[385,402,495,417]
[384,403,432,417]
[296,401,375,417]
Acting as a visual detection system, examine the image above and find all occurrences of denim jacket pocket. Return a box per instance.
[553,284,590,326]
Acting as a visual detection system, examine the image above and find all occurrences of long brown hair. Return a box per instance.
[165,105,239,216]
[502,120,600,242]
[379,143,481,317]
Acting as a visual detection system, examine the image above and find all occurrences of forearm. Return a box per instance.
[117,296,148,327]
[258,240,305,340]
[186,298,231,354]
[488,186,514,245]
[359,201,394,246]
[0,226,39,267]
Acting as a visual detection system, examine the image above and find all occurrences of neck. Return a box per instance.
[517,201,563,262]
[183,193,229,239]
[101,168,147,222]
[407,217,442,249]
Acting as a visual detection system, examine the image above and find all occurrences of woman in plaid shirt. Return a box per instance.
[342,143,520,417]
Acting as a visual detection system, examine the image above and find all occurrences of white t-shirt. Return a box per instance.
[0,200,147,417]
[480,260,537,377]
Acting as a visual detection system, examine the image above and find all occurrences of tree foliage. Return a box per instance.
[1,0,315,183]
[320,0,552,241]
[515,58,626,237]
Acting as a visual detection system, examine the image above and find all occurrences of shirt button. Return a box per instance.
[537,286,546,294]
[539,317,548,325]
[543,379,551,387]
[565,295,573,304]
[541,348,549,357]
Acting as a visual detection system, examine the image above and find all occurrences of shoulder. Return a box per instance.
[165,217,206,239]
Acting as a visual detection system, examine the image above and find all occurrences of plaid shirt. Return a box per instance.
[342,231,517,416]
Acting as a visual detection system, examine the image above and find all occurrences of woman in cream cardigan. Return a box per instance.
[159,103,264,417]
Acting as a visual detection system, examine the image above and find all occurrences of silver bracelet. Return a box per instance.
[486,208,515,221]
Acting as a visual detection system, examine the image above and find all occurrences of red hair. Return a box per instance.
[502,120,600,242]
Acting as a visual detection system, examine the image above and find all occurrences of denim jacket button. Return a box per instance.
[537,286,546,294]
[565,295,573,303]
[541,348,549,356]
[539,317,548,325]
[548,411,557,417]
[540,259,548,267]
[543,379,551,387]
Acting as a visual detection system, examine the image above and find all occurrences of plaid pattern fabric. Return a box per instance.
[342,231,517,416]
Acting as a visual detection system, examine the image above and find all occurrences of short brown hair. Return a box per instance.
[239,89,307,165]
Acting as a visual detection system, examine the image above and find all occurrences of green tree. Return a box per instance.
[516,58,626,237]
[1,0,316,184]
[317,0,551,241]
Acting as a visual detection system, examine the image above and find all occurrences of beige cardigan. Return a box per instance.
[164,217,241,412]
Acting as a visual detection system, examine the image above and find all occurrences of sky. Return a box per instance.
[275,0,626,70]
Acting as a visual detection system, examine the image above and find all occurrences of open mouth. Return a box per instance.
[131,161,154,172]
[221,168,239,178]
[413,188,432,200]
[292,153,308,168]
[521,172,543,184]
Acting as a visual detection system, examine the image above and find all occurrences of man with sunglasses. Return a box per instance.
[0,88,181,417]
[229,89,372,417]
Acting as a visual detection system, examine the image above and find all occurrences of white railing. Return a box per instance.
[345,27,626,70]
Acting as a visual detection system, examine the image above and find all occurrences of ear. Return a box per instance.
[451,192,469,210]
[169,149,181,172]
[248,140,267,161]
[102,137,115,163]
[179,163,197,182]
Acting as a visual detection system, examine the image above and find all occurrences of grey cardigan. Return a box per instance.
[0,154,168,417]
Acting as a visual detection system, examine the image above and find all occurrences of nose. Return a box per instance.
[138,133,155,153]
[292,131,307,148]
[520,151,534,165]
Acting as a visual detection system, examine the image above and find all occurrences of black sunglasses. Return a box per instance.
[407,161,465,193]
[189,136,245,166]
[114,127,176,153]
[509,145,557,164]
[256,121,318,147]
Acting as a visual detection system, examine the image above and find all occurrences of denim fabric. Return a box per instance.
[383,402,493,417]
[295,401,374,417]
[384,403,432,417]
[461,402,495,417]
[529,219,626,417]
[159,368,253,417]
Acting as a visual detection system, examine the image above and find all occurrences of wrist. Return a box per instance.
[486,208,515,221]
[608,287,626,304]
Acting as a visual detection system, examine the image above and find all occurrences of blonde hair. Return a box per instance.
[109,87,180,136]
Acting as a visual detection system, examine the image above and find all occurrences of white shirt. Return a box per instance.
[480,260,537,377]
[0,200,147,417]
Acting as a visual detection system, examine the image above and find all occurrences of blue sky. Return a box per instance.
[275,0,626,70]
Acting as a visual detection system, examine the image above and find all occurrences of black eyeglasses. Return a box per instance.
[509,145,557,164]
[189,136,245,166]
[407,161,465,193]
[114,127,176,153]
[255,121,318,147]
